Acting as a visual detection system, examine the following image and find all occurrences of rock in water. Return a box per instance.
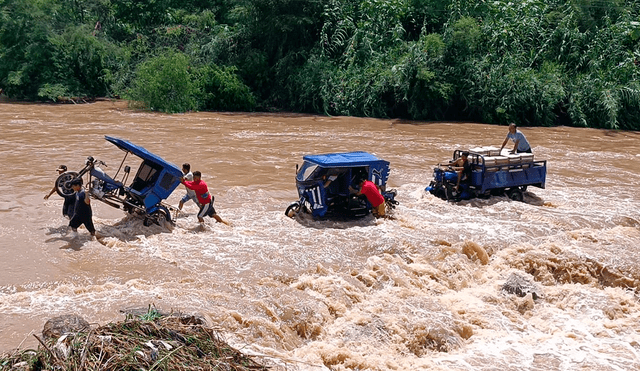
[462,241,489,265]
[501,272,541,300]
[42,314,90,339]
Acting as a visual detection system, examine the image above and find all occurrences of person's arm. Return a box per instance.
[448,158,463,168]
[499,136,509,153]
[182,180,196,190]
[323,175,337,188]
[84,190,91,205]
[44,186,56,200]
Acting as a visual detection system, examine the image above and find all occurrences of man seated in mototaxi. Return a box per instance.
[448,151,472,192]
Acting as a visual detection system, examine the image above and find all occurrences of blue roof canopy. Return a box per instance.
[105,135,183,178]
[303,151,388,167]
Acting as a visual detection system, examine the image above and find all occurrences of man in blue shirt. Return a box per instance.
[68,178,95,238]
[500,123,532,154]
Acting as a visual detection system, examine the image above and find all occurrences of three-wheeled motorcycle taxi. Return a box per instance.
[285,151,398,218]
[54,135,183,226]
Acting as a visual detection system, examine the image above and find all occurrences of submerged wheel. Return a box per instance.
[444,184,460,201]
[55,172,79,197]
[508,188,524,202]
[490,188,505,196]
[285,202,301,218]
[144,209,170,226]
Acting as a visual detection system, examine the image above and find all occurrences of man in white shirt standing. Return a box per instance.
[178,163,198,211]
[500,123,532,154]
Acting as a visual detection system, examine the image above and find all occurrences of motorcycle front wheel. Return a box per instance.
[55,172,79,197]
[285,202,301,218]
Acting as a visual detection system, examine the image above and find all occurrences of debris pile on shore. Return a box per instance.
[0,310,270,371]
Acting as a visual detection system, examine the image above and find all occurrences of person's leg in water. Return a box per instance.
[204,202,230,226]
[197,203,208,224]
[212,213,230,226]
[83,218,96,239]
[179,193,197,211]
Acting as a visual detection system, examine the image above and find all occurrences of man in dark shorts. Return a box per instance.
[68,178,95,238]
[44,165,76,218]
[181,171,229,225]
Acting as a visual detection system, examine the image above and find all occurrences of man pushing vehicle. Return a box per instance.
[352,173,387,218]
[180,171,229,226]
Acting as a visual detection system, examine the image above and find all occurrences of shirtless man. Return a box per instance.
[448,151,471,191]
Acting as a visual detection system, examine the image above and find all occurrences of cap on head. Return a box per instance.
[70,178,83,187]
[57,165,67,172]
[461,151,469,157]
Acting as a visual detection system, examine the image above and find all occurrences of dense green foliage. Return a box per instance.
[1,0,640,128]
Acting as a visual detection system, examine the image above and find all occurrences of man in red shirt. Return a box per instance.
[180,171,229,225]
[355,175,386,218]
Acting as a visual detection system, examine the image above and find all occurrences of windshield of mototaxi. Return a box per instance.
[296,161,322,182]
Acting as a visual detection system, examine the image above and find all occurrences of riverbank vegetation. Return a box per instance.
[1,0,639,129]
[0,310,270,371]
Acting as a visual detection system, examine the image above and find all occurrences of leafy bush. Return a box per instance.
[126,51,199,113]
[195,64,255,111]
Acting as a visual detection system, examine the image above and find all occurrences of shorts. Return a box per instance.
[198,201,217,219]
[69,214,96,234]
[181,193,199,204]
[519,147,532,153]
[372,203,386,217]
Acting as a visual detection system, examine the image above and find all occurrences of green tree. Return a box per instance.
[126,50,198,112]
[195,64,255,111]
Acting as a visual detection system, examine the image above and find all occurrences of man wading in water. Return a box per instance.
[180,171,229,226]
[68,178,96,239]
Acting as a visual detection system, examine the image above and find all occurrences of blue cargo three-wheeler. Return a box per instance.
[426,149,547,202]
[286,151,398,218]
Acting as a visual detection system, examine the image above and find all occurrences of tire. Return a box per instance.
[490,188,505,196]
[144,209,170,226]
[508,188,524,202]
[444,184,460,201]
[55,172,79,197]
[285,202,301,218]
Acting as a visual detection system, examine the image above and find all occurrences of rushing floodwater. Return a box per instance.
[1,100,640,370]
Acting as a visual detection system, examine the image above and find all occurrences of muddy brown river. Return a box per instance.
[1,100,640,370]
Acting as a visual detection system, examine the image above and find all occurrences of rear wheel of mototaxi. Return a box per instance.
[144,207,171,227]
[507,187,524,202]
[55,172,79,197]
[285,201,302,218]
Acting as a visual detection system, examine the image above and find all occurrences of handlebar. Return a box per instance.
[85,156,107,167]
